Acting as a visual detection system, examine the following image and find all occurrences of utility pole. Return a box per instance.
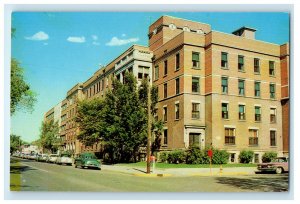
[146,77,151,174]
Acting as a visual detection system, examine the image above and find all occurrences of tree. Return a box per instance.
[11,28,36,115]
[77,72,161,163]
[39,120,60,153]
[10,134,22,153]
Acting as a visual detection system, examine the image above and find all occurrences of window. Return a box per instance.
[254,154,259,163]
[230,153,235,163]
[254,58,260,73]
[192,52,200,68]
[270,130,276,146]
[269,61,275,76]
[192,103,200,119]
[154,65,159,80]
[175,53,180,70]
[270,108,276,123]
[175,78,180,95]
[175,103,180,120]
[101,79,104,91]
[254,81,260,97]
[138,66,150,80]
[239,105,246,120]
[249,129,258,146]
[238,55,244,71]
[255,106,261,122]
[238,79,245,96]
[163,129,168,145]
[189,133,200,146]
[164,60,168,76]
[225,128,235,145]
[221,52,228,68]
[222,103,229,119]
[163,106,167,122]
[164,83,167,98]
[270,83,276,99]
[192,77,200,93]
[221,77,228,94]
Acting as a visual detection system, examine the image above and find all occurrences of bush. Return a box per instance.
[186,146,209,164]
[239,150,254,163]
[211,149,229,164]
[262,151,277,163]
[167,149,186,164]
[159,151,168,163]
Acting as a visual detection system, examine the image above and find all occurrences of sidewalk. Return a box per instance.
[101,164,257,177]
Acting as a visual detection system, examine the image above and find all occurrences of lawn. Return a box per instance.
[115,161,256,168]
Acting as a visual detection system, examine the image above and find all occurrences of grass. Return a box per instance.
[10,158,21,191]
[115,161,256,168]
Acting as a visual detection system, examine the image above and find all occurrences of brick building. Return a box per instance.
[149,16,289,162]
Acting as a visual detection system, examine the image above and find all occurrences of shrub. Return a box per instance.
[159,151,168,163]
[211,149,229,164]
[262,151,277,163]
[239,150,254,163]
[186,146,209,164]
[167,149,186,164]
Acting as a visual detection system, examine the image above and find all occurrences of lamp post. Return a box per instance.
[146,77,151,174]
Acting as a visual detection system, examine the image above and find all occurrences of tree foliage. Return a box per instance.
[11,29,36,115]
[39,120,60,153]
[76,72,162,163]
[10,134,25,153]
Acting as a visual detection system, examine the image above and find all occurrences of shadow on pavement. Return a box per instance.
[215,175,289,192]
[10,164,37,174]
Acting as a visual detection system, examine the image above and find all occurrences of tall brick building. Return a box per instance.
[44,15,289,162]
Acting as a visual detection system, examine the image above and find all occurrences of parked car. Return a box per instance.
[37,154,48,162]
[257,157,289,174]
[47,154,59,163]
[74,153,101,170]
[56,154,73,166]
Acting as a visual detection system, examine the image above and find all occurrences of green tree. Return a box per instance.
[39,120,60,153]
[11,28,36,115]
[10,134,22,153]
[77,72,161,163]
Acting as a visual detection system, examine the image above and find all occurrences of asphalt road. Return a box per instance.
[10,157,289,192]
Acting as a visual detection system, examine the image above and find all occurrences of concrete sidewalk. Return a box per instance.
[101,164,257,177]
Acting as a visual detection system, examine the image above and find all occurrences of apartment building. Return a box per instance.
[149,15,289,162]
[44,45,153,156]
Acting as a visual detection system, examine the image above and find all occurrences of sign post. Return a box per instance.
[207,149,213,176]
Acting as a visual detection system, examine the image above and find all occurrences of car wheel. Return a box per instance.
[276,167,283,174]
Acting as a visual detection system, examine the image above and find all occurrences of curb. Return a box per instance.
[133,173,172,177]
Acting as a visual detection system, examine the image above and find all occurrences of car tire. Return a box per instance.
[276,167,283,174]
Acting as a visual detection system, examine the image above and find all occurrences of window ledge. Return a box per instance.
[239,119,246,122]
[254,121,262,123]
[221,67,229,70]
[192,67,201,70]
[224,144,236,146]
[222,118,230,121]
[270,146,277,148]
[175,68,180,72]
[238,70,246,73]
[248,145,259,147]
[269,75,276,78]
[174,119,179,121]
[163,74,168,78]
[254,72,261,75]
[191,118,201,120]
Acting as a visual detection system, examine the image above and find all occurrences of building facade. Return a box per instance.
[149,15,289,162]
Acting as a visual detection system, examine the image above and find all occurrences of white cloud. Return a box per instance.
[106,37,139,46]
[25,31,49,41]
[121,33,126,37]
[92,42,100,46]
[67,36,86,43]
[92,35,98,41]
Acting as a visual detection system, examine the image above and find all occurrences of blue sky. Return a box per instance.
[11,12,290,143]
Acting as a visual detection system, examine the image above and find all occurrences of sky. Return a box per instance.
[10,12,290,143]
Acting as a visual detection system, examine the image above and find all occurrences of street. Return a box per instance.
[10,157,289,192]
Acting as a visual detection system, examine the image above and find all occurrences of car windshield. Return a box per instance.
[272,158,287,162]
[84,155,97,159]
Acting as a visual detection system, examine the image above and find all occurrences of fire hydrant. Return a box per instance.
[219,165,223,174]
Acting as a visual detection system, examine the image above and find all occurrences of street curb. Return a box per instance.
[190,172,251,176]
[133,173,172,177]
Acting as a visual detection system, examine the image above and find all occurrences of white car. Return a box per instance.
[56,154,73,166]
[47,154,59,163]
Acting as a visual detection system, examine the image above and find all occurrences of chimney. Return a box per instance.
[232,27,256,40]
